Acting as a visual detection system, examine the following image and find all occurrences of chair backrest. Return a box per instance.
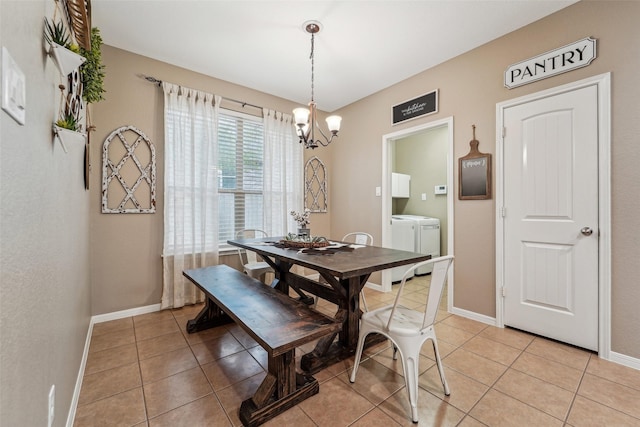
[387,255,454,331]
[235,229,268,264]
[342,232,373,246]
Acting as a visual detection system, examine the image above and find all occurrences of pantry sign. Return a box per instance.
[505,37,597,89]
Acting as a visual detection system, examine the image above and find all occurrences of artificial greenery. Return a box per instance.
[55,112,79,131]
[79,27,106,104]
[44,18,70,47]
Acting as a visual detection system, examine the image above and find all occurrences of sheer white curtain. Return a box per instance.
[262,109,303,236]
[161,82,221,309]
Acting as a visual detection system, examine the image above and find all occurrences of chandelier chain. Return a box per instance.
[310,32,315,103]
[294,20,340,149]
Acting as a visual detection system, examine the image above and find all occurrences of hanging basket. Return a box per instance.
[49,42,86,76]
[53,124,86,153]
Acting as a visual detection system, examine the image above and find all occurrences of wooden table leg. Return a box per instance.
[300,275,388,374]
[272,260,315,305]
[239,349,319,426]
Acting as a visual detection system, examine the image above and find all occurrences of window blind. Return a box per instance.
[217,111,264,246]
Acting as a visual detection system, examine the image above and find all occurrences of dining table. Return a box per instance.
[226,236,431,374]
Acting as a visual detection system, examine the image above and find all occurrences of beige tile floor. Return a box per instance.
[74,276,640,426]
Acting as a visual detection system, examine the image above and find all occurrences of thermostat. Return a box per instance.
[434,185,447,195]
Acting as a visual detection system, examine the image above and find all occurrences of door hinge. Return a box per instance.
[501,286,506,297]
[500,206,506,217]
[502,127,506,138]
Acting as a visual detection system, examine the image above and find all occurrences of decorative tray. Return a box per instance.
[278,239,330,249]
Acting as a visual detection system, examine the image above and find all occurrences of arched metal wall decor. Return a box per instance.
[102,125,156,213]
[304,156,328,212]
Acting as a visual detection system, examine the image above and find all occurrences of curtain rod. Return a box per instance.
[140,74,264,110]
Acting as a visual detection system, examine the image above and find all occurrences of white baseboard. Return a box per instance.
[65,320,93,427]
[450,306,498,326]
[66,303,162,426]
[608,351,640,371]
[92,303,162,324]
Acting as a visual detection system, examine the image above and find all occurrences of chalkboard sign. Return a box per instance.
[459,126,491,200]
[392,90,438,125]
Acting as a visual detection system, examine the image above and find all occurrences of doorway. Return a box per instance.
[381,117,455,310]
[496,73,611,355]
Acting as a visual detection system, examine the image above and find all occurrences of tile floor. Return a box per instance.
[74,276,640,426]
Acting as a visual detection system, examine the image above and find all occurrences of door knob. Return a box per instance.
[581,227,593,236]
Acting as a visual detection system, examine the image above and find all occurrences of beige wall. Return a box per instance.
[90,46,332,314]
[1,1,92,425]
[331,1,640,358]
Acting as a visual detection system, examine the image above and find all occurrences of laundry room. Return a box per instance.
[391,124,449,281]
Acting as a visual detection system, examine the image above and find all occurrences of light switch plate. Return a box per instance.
[2,47,26,125]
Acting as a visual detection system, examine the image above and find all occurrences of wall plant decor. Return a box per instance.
[102,126,156,213]
[304,156,328,212]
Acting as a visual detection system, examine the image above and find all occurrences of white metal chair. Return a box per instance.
[313,232,374,310]
[342,231,373,247]
[350,255,454,423]
[235,229,274,283]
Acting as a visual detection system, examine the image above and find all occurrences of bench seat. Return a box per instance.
[183,265,341,426]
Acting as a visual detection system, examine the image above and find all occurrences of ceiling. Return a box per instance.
[91,0,577,112]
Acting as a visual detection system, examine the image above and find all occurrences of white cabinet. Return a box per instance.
[392,173,411,198]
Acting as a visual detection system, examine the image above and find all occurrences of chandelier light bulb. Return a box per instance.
[293,107,310,127]
[326,115,342,133]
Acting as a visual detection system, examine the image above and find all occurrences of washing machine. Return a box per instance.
[390,216,417,282]
[392,215,441,275]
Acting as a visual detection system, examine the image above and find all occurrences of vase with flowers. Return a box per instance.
[290,209,311,238]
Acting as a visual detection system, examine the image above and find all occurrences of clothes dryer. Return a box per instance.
[392,215,441,275]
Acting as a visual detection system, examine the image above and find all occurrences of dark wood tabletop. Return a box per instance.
[228,237,429,278]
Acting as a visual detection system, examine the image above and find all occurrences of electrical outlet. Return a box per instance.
[48,385,55,427]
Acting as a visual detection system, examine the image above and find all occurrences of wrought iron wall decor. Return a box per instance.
[102,125,156,213]
[304,156,327,212]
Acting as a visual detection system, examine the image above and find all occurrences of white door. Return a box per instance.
[502,84,599,351]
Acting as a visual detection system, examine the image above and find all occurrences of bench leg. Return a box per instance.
[239,349,319,427]
[186,298,233,333]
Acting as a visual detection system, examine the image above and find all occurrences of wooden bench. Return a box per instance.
[183,265,341,427]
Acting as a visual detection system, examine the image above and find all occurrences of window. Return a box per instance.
[164,105,264,253]
[218,111,264,247]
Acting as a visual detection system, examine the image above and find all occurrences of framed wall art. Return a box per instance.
[304,156,327,212]
[102,125,156,213]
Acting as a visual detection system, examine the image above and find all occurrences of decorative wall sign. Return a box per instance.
[102,126,156,213]
[505,37,597,89]
[392,89,438,125]
[459,125,491,200]
[304,156,327,212]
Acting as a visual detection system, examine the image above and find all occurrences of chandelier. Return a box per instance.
[293,21,342,149]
